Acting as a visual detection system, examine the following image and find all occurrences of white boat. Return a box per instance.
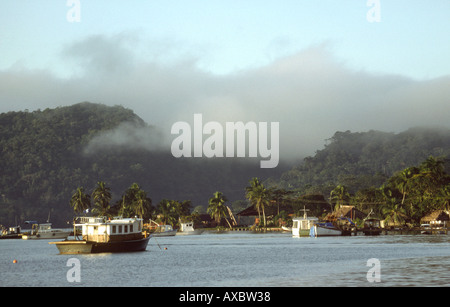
[309,222,342,237]
[177,222,204,235]
[22,222,71,240]
[49,216,150,254]
[152,224,177,237]
[292,211,319,237]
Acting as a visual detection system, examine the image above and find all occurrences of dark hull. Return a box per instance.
[0,234,22,240]
[362,228,382,236]
[51,236,150,254]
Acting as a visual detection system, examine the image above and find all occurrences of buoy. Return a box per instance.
[164,247,167,250]
[13,259,17,264]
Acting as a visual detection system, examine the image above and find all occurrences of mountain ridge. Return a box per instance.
[1,102,449,227]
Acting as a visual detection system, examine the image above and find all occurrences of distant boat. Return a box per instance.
[292,212,319,237]
[309,222,342,237]
[49,216,150,254]
[0,225,22,239]
[362,218,382,236]
[151,224,177,237]
[177,222,204,235]
[420,224,432,235]
[310,217,357,237]
[22,222,70,240]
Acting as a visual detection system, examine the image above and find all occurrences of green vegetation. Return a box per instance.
[1,102,449,229]
[207,191,230,227]
[0,102,280,227]
[260,156,450,227]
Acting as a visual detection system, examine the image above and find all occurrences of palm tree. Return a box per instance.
[117,183,153,219]
[157,199,179,226]
[391,167,419,205]
[245,178,271,227]
[207,191,229,227]
[330,185,351,211]
[382,203,407,228]
[132,189,151,219]
[92,181,111,217]
[70,187,91,214]
[270,188,293,215]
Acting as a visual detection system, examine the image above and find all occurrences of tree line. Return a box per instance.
[66,156,449,230]
[69,181,240,229]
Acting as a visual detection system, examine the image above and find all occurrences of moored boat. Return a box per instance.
[177,222,204,235]
[362,218,382,236]
[22,222,71,240]
[0,225,22,239]
[151,224,177,237]
[309,217,357,237]
[49,216,150,254]
[309,222,342,237]
[292,212,319,237]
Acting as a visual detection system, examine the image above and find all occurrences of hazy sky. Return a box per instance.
[1,0,449,159]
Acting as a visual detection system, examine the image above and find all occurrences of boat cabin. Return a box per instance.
[155,225,174,232]
[180,222,195,232]
[292,216,319,237]
[76,217,144,243]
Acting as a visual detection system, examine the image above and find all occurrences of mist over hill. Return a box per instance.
[1,102,449,227]
[0,102,287,226]
[272,127,450,195]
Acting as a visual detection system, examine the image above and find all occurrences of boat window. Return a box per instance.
[130,225,133,232]
[118,225,122,233]
[293,221,298,228]
[112,226,116,234]
[124,225,128,233]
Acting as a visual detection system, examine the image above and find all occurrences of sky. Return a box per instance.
[1,0,449,160]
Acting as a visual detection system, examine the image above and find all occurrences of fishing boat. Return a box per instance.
[177,221,204,235]
[22,222,71,240]
[49,216,150,254]
[151,224,177,237]
[292,211,319,237]
[362,218,382,236]
[281,226,292,232]
[309,222,342,237]
[309,217,357,237]
[0,225,22,239]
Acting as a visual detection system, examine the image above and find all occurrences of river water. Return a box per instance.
[1,232,449,287]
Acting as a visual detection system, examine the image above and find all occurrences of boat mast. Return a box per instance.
[299,206,310,219]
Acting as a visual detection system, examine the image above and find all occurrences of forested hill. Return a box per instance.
[0,102,285,227]
[272,128,450,195]
[1,102,449,227]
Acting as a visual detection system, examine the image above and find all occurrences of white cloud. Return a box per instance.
[0,35,449,161]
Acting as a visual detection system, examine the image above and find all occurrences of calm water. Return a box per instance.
[1,232,449,287]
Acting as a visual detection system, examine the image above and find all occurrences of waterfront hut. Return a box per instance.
[324,205,366,221]
[420,210,449,233]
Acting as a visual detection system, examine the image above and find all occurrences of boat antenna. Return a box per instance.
[300,206,310,219]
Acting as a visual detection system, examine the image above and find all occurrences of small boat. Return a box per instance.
[310,217,357,237]
[151,224,177,237]
[309,222,342,237]
[0,225,22,239]
[420,224,432,235]
[281,226,292,232]
[177,222,204,235]
[49,216,150,254]
[362,218,382,236]
[292,212,319,237]
[22,222,71,240]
